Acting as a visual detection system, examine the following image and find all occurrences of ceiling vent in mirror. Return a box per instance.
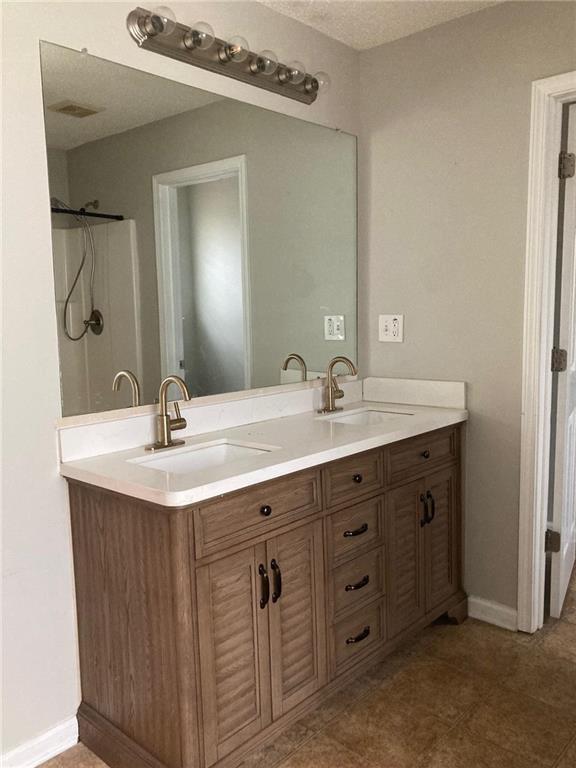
[48,101,103,118]
[126,6,330,105]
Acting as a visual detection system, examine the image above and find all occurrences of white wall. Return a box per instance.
[358,1,576,610]
[1,1,358,757]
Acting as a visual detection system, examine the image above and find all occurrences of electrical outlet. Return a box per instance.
[324,315,345,340]
[378,314,404,342]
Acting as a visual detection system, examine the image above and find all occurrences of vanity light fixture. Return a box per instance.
[126,6,330,105]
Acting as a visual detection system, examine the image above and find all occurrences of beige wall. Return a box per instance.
[1,1,358,756]
[359,1,576,609]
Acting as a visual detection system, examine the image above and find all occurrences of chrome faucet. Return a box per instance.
[281,353,307,382]
[146,375,191,451]
[319,356,358,413]
[112,370,141,407]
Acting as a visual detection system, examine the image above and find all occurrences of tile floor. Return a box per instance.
[41,575,576,768]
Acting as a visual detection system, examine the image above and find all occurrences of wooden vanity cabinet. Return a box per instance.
[197,520,326,766]
[386,465,461,638]
[68,425,465,768]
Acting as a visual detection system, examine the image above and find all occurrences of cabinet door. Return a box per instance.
[267,520,327,719]
[196,544,271,766]
[386,480,426,637]
[424,466,460,611]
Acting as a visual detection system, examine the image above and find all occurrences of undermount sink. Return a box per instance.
[323,408,415,426]
[129,439,280,474]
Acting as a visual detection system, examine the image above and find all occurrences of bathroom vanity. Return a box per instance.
[62,403,467,768]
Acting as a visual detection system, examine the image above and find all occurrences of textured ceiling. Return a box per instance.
[260,1,499,50]
[41,43,223,150]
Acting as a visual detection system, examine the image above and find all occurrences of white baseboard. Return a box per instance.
[2,717,78,768]
[468,595,519,631]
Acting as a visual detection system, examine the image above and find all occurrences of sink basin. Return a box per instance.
[130,439,280,474]
[324,409,414,426]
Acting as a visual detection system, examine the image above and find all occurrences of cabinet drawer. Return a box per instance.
[334,600,385,673]
[194,470,321,558]
[324,449,384,508]
[328,497,383,564]
[333,548,384,618]
[386,427,458,485]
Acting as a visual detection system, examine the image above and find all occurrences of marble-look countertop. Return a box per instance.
[59,401,467,507]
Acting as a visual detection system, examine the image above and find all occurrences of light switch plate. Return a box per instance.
[324,315,345,340]
[378,314,404,342]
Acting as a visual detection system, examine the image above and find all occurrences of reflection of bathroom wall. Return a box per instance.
[179,177,245,397]
[51,220,143,416]
[66,100,356,395]
[47,149,71,229]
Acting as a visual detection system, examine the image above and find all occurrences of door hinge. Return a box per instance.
[545,529,561,553]
[559,151,575,179]
[551,347,568,372]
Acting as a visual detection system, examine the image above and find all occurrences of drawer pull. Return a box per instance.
[426,490,436,524]
[271,558,282,603]
[421,450,431,459]
[419,493,429,527]
[352,473,363,484]
[259,564,270,609]
[346,625,370,645]
[260,505,272,517]
[343,522,368,538]
[345,574,370,592]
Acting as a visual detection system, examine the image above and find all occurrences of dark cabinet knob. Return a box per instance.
[352,473,363,484]
[421,450,431,459]
[260,505,272,517]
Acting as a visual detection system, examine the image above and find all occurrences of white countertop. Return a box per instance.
[59,401,467,507]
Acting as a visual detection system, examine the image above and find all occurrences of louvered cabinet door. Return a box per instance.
[196,544,272,766]
[267,520,327,719]
[424,466,460,612]
[386,480,426,637]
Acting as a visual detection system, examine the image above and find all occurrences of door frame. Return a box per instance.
[152,155,251,387]
[518,71,576,633]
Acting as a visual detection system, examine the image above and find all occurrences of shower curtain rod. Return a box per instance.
[51,206,124,221]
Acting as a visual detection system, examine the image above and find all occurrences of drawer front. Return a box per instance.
[328,497,383,563]
[194,470,321,558]
[324,450,384,508]
[386,427,458,485]
[333,548,384,618]
[334,600,385,673]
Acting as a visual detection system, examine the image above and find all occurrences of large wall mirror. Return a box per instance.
[41,42,357,417]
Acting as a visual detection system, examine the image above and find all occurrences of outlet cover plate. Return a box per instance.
[324,315,345,340]
[378,314,404,342]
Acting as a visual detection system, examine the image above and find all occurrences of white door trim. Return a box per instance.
[152,155,251,387]
[518,71,576,633]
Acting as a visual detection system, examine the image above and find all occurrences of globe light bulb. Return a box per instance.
[193,21,215,50]
[313,71,331,92]
[183,20,215,50]
[287,60,306,85]
[150,5,177,36]
[256,49,278,76]
[226,35,250,62]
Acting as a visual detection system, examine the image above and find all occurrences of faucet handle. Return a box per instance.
[170,401,187,431]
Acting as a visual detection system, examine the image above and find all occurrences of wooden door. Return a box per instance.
[267,520,327,719]
[423,466,460,612]
[386,480,426,637]
[196,544,272,766]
